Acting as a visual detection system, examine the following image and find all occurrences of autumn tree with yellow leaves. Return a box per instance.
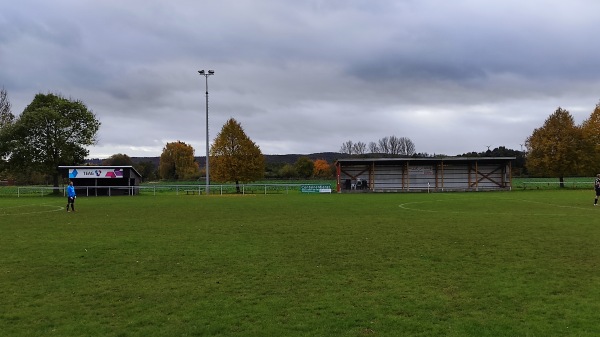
[580,103,600,176]
[211,118,265,192]
[525,106,596,185]
[159,141,199,180]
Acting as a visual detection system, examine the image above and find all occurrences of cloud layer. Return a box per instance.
[2,0,599,158]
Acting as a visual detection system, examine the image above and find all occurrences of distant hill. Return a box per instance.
[261,152,343,165]
[86,152,345,166]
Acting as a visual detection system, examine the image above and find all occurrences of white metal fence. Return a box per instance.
[0,183,333,197]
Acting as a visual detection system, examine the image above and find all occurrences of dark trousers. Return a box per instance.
[67,197,75,211]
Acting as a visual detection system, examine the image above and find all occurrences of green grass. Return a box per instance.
[514,177,595,190]
[1,190,600,336]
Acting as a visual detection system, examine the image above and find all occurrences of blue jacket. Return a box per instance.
[67,185,76,198]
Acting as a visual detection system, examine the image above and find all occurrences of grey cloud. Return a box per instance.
[3,0,600,158]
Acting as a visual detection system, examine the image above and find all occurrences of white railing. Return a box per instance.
[0,183,333,197]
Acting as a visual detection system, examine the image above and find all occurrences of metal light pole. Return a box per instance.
[198,70,214,195]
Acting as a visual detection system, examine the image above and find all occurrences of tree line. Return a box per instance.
[98,153,336,182]
[0,88,333,185]
[525,104,600,185]
[340,136,416,156]
[2,86,599,186]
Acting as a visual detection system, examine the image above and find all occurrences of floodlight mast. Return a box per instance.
[198,69,214,195]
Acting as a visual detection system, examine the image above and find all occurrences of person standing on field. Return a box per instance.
[66,181,76,212]
[595,174,600,206]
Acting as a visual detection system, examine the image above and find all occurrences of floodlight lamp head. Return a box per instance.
[208,70,214,74]
[198,70,205,74]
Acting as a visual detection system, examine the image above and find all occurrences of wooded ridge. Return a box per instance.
[86,152,344,167]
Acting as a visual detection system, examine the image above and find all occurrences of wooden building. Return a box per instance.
[335,157,514,193]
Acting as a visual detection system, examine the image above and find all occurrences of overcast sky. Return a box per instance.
[2,0,600,158]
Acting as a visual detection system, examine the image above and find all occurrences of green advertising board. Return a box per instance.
[300,184,332,193]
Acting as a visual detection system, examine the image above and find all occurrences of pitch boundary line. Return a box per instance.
[0,203,64,216]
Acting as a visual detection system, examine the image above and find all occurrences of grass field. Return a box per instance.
[1,190,599,336]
